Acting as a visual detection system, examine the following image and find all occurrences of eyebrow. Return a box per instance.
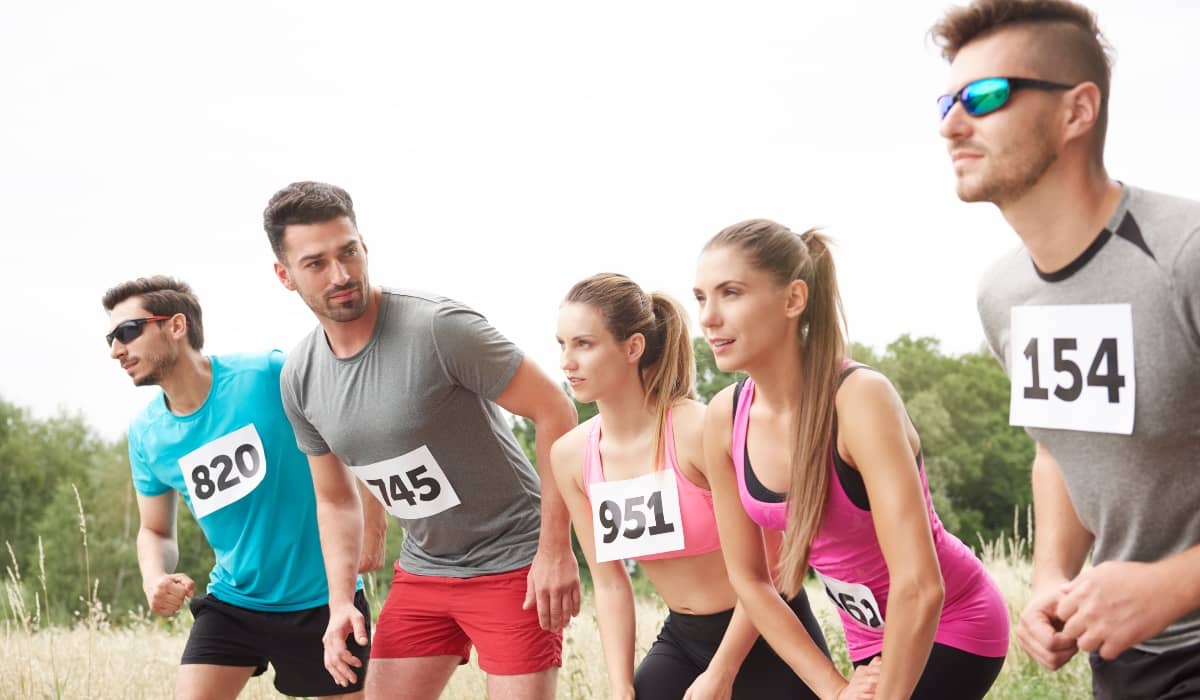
[694,280,743,293]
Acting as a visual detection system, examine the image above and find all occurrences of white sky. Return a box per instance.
[1,1,1196,441]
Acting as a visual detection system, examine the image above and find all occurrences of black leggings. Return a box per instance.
[852,643,1005,700]
[633,591,828,700]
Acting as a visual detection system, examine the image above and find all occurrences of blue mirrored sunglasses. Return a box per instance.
[938,76,1075,120]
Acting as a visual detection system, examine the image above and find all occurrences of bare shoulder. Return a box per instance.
[550,416,593,480]
[669,398,707,437]
[835,366,905,417]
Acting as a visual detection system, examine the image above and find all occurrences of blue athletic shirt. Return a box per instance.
[127,350,357,611]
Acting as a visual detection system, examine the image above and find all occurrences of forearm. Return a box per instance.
[357,480,389,571]
[876,580,943,700]
[1031,447,1093,591]
[1159,545,1200,622]
[136,527,178,592]
[735,577,846,700]
[534,415,575,553]
[317,492,365,604]
[594,574,637,699]
[706,601,759,684]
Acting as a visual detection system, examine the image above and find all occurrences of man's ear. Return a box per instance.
[274,260,297,292]
[1062,81,1102,146]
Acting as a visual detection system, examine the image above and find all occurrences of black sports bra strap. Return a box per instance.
[731,377,749,428]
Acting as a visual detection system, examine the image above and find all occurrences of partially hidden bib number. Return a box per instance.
[818,572,884,630]
[1009,304,1135,434]
[179,424,267,519]
[353,445,460,520]
[589,470,684,563]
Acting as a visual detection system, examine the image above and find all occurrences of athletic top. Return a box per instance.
[977,184,1200,653]
[731,370,1009,660]
[282,288,542,578]
[128,351,351,612]
[582,409,722,562]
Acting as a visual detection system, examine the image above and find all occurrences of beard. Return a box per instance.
[955,131,1058,206]
[132,348,178,387]
[305,280,369,323]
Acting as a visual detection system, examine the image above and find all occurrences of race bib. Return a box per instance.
[352,445,460,520]
[589,470,684,563]
[818,572,884,630]
[178,424,268,519]
[1008,304,1135,434]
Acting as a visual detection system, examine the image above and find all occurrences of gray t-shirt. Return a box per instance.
[281,288,541,577]
[978,185,1200,653]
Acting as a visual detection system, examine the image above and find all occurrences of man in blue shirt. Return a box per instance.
[103,275,378,699]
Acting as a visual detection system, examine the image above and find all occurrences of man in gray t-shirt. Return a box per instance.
[262,181,579,699]
[931,2,1200,698]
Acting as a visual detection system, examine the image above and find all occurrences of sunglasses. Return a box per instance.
[938,76,1075,120]
[106,315,172,347]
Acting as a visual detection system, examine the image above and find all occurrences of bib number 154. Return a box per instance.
[1009,304,1135,435]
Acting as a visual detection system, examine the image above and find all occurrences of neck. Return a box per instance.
[998,162,1122,273]
[322,286,383,358]
[159,351,213,416]
[594,376,659,443]
[744,335,805,414]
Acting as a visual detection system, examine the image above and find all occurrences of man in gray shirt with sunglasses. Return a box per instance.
[931,1,1200,698]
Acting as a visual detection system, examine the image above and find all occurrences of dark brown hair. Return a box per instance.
[704,220,846,597]
[930,0,1113,159]
[262,181,357,261]
[101,276,204,350]
[565,273,696,463]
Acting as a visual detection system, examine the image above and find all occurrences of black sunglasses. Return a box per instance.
[938,76,1076,120]
[106,315,172,347]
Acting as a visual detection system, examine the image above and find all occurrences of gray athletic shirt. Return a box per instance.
[281,288,542,577]
[978,185,1200,653]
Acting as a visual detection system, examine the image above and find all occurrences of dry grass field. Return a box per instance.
[3,535,1091,699]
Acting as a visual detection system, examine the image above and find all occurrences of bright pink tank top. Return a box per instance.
[731,374,1009,660]
[583,409,722,562]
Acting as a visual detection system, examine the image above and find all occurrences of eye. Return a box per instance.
[305,260,323,270]
[577,340,591,349]
[722,288,739,298]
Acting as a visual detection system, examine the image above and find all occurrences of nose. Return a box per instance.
[110,338,126,359]
[330,260,350,285]
[698,299,719,330]
[939,101,972,142]
[559,347,576,372]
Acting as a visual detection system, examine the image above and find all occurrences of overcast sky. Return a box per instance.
[2,1,1196,441]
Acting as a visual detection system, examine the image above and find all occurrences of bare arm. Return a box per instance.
[551,433,636,700]
[495,356,580,631]
[135,491,194,615]
[839,374,944,700]
[1016,443,1093,670]
[356,480,388,573]
[703,388,849,700]
[307,451,369,687]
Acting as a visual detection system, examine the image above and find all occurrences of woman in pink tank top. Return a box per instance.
[694,220,1008,700]
[551,273,834,700]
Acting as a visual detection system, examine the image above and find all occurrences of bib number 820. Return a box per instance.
[191,443,261,500]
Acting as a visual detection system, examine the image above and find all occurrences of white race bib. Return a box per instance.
[588,470,685,563]
[1008,304,1135,434]
[818,572,884,630]
[178,424,268,519]
[352,445,461,520]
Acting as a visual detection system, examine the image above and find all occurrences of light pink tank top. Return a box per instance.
[583,409,722,562]
[731,372,1009,660]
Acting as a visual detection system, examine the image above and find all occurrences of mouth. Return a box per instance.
[708,338,735,354]
[566,377,585,386]
[950,149,983,163]
[121,359,137,372]
[328,286,359,304]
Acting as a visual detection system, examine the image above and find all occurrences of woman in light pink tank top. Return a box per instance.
[694,220,1008,700]
[551,273,829,700]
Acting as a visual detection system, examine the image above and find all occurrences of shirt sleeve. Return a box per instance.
[1171,223,1200,351]
[127,427,170,497]
[430,301,524,401]
[279,351,332,456]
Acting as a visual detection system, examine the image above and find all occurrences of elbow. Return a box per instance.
[889,572,945,622]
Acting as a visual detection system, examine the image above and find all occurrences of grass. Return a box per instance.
[2,504,1091,699]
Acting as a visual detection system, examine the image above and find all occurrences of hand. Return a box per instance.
[1017,584,1078,670]
[321,600,369,687]
[683,667,734,700]
[144,573,194,616]
[1057,560,1179,660]
[522,546,581,631]
[837,657,881,700]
